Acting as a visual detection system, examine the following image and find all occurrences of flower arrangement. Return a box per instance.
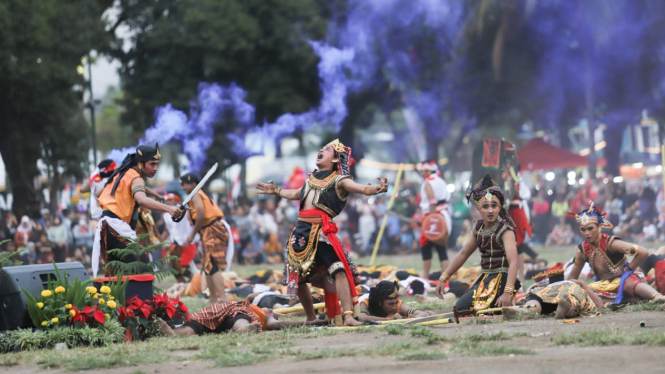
[118,293,190,340]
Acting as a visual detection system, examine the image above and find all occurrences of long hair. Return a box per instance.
[105,153,138,196]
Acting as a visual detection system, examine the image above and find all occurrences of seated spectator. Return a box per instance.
[545,216,574,246]
[643,219,658,242]
[263,233,283,264]
[14,216,32,249]
[36,234,53,263]
[72,218,94,252]
[455,219,471,251]
[242,242,263,265]
[47,216,69,262]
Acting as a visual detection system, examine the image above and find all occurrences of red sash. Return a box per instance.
[299,209,359,321]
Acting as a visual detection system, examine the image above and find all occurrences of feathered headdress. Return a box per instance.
[567,201,613,228]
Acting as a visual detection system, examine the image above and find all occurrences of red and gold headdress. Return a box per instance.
[567,201,613,228]
[419,161,438,172]
[467,174,505,207]
[326,139,355,176]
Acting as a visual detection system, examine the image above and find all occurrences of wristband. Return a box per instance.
[274,186,282,197]
[438,272,451,283]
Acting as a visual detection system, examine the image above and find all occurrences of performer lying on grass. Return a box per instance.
[358,281,428,322]
[257,139,388,326]
[565,202,665,305]
[503,269,604,319]
[435,175,519,311]
[160,300,327,335]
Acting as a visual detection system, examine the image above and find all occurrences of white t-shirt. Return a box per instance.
[162,212,194,245]
[419,175,450,212]
[89,177,108,220]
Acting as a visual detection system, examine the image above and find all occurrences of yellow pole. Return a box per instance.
[661,145,665,193]
[370,163,405,265]
[273,302,327,314]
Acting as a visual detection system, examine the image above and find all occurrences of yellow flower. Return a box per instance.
[109,296,115,300]
[107,300,117,309]
[54,286,66,294]
[41,321,47,326]
[51,317,58,323]
[41,290,52,298]
[65,304,72,309]
[86,287,97,294]
[93,294,99,300]
[70,310,77,317]
[36,302,44,309]
[100,286,112,294]
[98,298,105,305]
[105,313,110,320]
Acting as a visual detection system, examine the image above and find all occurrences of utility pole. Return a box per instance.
[584,52,596,179]
[87,53,98,166]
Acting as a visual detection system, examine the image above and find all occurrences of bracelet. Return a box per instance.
[342,311,354,316]
[363,184,371,195]
[274,186,282,197]
[652,293,663,300]
[438,272,451,283]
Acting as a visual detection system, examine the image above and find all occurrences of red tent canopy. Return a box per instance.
[517,138,606,171]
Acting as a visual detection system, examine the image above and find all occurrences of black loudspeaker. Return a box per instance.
[0,262,89,331]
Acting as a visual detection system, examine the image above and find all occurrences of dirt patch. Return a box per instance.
[2,310,663,374]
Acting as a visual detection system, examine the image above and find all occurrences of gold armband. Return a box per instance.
[624,244,638,256]
[342,310,354,316]
[274,186,282,197]
[131,185,146,195]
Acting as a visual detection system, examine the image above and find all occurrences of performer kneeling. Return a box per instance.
[435,175,519,311]
[92,144,182,277]
[257,139,388,326]
[358,280,428,322]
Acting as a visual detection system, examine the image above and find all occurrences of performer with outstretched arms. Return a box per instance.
[565,202,665,304]
[92,144,182,277]
[256,139,388,326]
[435,175,519,310]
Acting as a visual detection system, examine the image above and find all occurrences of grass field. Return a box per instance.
[1,244,664,374]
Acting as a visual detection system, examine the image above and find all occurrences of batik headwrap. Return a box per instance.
[567,201,613,228]
[368,280,399,316]
[179,172,214,205]
[106,143,161,196]
[326,139,355,176]
[467,174,513,223]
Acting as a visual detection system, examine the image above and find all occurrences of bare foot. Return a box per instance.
[661,304,665,311]
[159,320,175,336]
[555,295,574,319]
[414,294,433,304]
[343,315,361,327]
[502,307,526,320]
[651,295,665,304]
[236,322,262,334]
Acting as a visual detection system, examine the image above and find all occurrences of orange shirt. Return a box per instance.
[189,190,224,226]
[98,169,141,224]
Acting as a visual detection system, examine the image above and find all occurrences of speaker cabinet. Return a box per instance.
[0,262,89,331]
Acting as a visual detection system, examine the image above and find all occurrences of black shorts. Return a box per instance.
[524,294,557,315]
[313,242,345,277]
[183,314,252,335]
[420,242,448,262]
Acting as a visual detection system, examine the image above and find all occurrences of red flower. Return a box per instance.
[126,296,154,318]
[117,306,135,323]
[93,309,105,324]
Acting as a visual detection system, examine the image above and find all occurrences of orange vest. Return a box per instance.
[188,190,224,226]
[98,169,141,225]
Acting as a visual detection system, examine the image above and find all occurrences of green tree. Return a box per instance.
[0,0,112,217]
[111,0,332,171]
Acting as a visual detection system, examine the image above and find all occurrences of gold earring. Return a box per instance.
[332,159,339,163]
[138,162,142,170]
